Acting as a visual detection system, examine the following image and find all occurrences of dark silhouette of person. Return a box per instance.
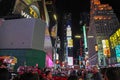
[67,75,78,80]
[19,72,39,80]
[44,70,53,80]
[68,70,78,80]
[0,68,10,80]
[91,66,102,80]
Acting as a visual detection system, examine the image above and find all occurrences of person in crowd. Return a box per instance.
[86,70,93,80]
[68,70,78,80]
[67,75,78,80]
[19,72,39,80]
[81,69,87,80]
[91,66,102,80]
[44,70,53,80]
[105,67,120,80]
[77,69,82,77]
[100,68,108,80]
[0,62,7,68]
[0,68,11,80]
[70,70,77,76]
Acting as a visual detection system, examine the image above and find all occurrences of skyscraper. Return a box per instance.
[88,0,120,66]
[59,13,73,66]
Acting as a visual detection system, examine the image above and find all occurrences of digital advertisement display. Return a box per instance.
[13,0,45,19]
[102,39,111,57]
[66,25,72,37]
[110,28,120,49]
[115,45,120,63]
[51,24,57,38]
[67,39,73,47]
[68,57,73,66]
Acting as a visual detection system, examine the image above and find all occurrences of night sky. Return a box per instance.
[55,0,90,37]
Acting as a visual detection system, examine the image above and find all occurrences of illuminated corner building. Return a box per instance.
[88,0,120,66]
[0,0,54,69]
[13,0,54,68]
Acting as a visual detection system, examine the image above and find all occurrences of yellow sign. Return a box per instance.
[110,28,120,49]
[103,48,110,57]
[29,7,39,18]
[67,39,73,47]
[102,39,111,57]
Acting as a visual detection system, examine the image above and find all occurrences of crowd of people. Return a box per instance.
[0,60,120,80]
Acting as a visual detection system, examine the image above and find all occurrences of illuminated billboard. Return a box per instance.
[68,57,73,66]
[102,39,111,57]
[51,24,57,38]
[66,25,72,37]
[110,28,120,49]
[67,39,73,47]
[115,45,120,63]
[13,0,45,19]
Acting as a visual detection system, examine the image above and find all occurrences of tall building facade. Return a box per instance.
[88,0,120,67]
[60,13,73,66]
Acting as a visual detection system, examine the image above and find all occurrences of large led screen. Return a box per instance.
[13,0,45,19]
[115,45,120,63]
[110,28,120,49]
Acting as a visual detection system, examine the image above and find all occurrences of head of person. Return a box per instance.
[92,65,99,73]
[0,68,10,80]
[45,70,52,79]
[70,70,77,76]
[0,63,7,68]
